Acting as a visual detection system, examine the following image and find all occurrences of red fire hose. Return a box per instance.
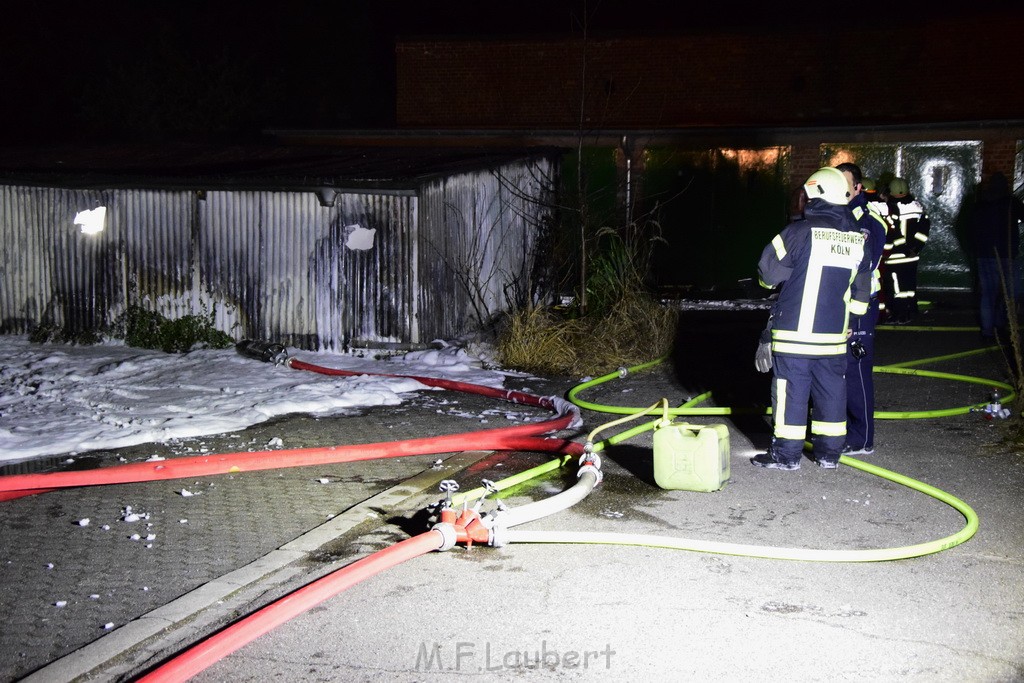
[135,530,449,683]
[2,355,585,681]
[0,359,580,501]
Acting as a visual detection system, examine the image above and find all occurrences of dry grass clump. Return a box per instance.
[496,292,678,377]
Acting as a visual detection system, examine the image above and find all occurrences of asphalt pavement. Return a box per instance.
[2,295,1023,682]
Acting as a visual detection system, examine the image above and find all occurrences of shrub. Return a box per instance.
[122,306,234,353]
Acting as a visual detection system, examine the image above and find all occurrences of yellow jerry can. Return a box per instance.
[652,422,731,492]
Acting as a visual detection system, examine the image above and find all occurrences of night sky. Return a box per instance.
[0,1,1003,146]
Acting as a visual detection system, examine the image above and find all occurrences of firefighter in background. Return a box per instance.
[883,177,931,323]
[753,167,872,470]
[862,178,894,320]
[862,177,894,258]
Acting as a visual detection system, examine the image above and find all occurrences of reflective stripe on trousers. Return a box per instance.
[770,353,847,463]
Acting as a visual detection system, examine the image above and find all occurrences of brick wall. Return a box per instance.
[789,144,824,191]
[397,15,1024,130]
[395,13,1023,183]
[982,137,1018,180]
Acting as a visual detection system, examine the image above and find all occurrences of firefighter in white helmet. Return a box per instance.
[753,167,872,470]
[883,177,930,323]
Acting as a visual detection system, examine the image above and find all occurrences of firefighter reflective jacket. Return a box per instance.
[758,199,872,357]
[866,195,893,264]
[885,195,930,265]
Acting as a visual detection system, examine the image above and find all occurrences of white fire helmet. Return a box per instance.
[803,167,852,206]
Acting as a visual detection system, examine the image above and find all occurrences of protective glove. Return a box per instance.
[754,317,773,373]
[754,341,772,373]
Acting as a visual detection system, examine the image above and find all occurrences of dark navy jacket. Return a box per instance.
[758,199,872,357]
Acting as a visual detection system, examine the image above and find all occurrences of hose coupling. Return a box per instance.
[617,366,629,378]
[431,522,458,551]
[579,452,601,471]
[489,524,509,548]
[577,464,603,485]
[235,339,289,366]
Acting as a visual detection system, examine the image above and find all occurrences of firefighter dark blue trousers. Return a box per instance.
[846,298,878,452]
[770,353,847,465]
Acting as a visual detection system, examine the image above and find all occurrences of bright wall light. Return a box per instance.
[74,206,107,235]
